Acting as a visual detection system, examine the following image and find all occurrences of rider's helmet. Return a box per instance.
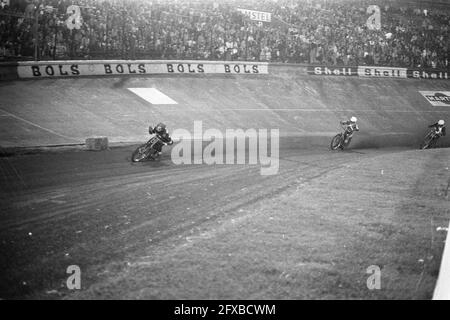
[155,122,166,134]
[438,119,445,126]
[350,116,357,122]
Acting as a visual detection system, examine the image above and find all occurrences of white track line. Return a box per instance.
[433,220,450,300]
[128,88,178,104]
[0,109,79,141]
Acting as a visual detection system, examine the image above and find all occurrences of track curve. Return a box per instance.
[0,142,425,299]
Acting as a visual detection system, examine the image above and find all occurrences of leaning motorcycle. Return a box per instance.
[420,130,440,150]
[131,135,167,162]
[330,123,354,150]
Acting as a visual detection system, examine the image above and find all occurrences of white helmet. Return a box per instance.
[438,119,445,126]
[350,116,357,122]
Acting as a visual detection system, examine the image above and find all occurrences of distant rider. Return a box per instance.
[340,116,359,145]
[149,122,173,156]
[428,119,446,138]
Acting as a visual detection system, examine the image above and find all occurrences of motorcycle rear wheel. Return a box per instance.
[429,137,438,149]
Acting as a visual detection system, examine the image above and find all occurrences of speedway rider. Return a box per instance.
[428,119,446,138]
[149,122,173,156]
[340,116,359,145]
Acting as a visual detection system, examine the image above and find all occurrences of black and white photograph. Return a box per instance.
[0,0,449,305]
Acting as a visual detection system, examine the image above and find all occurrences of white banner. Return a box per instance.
[17,60,269,79]
[419,91,450,107]
[358,66,407,78]
[433,221,450,299]
[236,8,272,23]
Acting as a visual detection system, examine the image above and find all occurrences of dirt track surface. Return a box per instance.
[1,143,449,299]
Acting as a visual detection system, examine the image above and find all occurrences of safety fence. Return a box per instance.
[1,61,449,81]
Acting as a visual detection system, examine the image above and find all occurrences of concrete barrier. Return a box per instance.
[0,62,19,81]
[85,137,109,151]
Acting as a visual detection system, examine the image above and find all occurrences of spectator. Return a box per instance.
[0,0,449,69]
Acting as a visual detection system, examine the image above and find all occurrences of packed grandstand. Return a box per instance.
[0,0,449,68]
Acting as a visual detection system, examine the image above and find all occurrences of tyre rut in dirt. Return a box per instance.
[331,134,342,150]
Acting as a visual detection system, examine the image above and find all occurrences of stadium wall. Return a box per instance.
[0,60,449,149]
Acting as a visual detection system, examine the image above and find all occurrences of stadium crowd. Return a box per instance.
[0,0,449,68]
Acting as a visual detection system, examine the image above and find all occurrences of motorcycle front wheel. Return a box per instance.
[330,134,343,150]
[421,134,435,150]
[131,144,151,162]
